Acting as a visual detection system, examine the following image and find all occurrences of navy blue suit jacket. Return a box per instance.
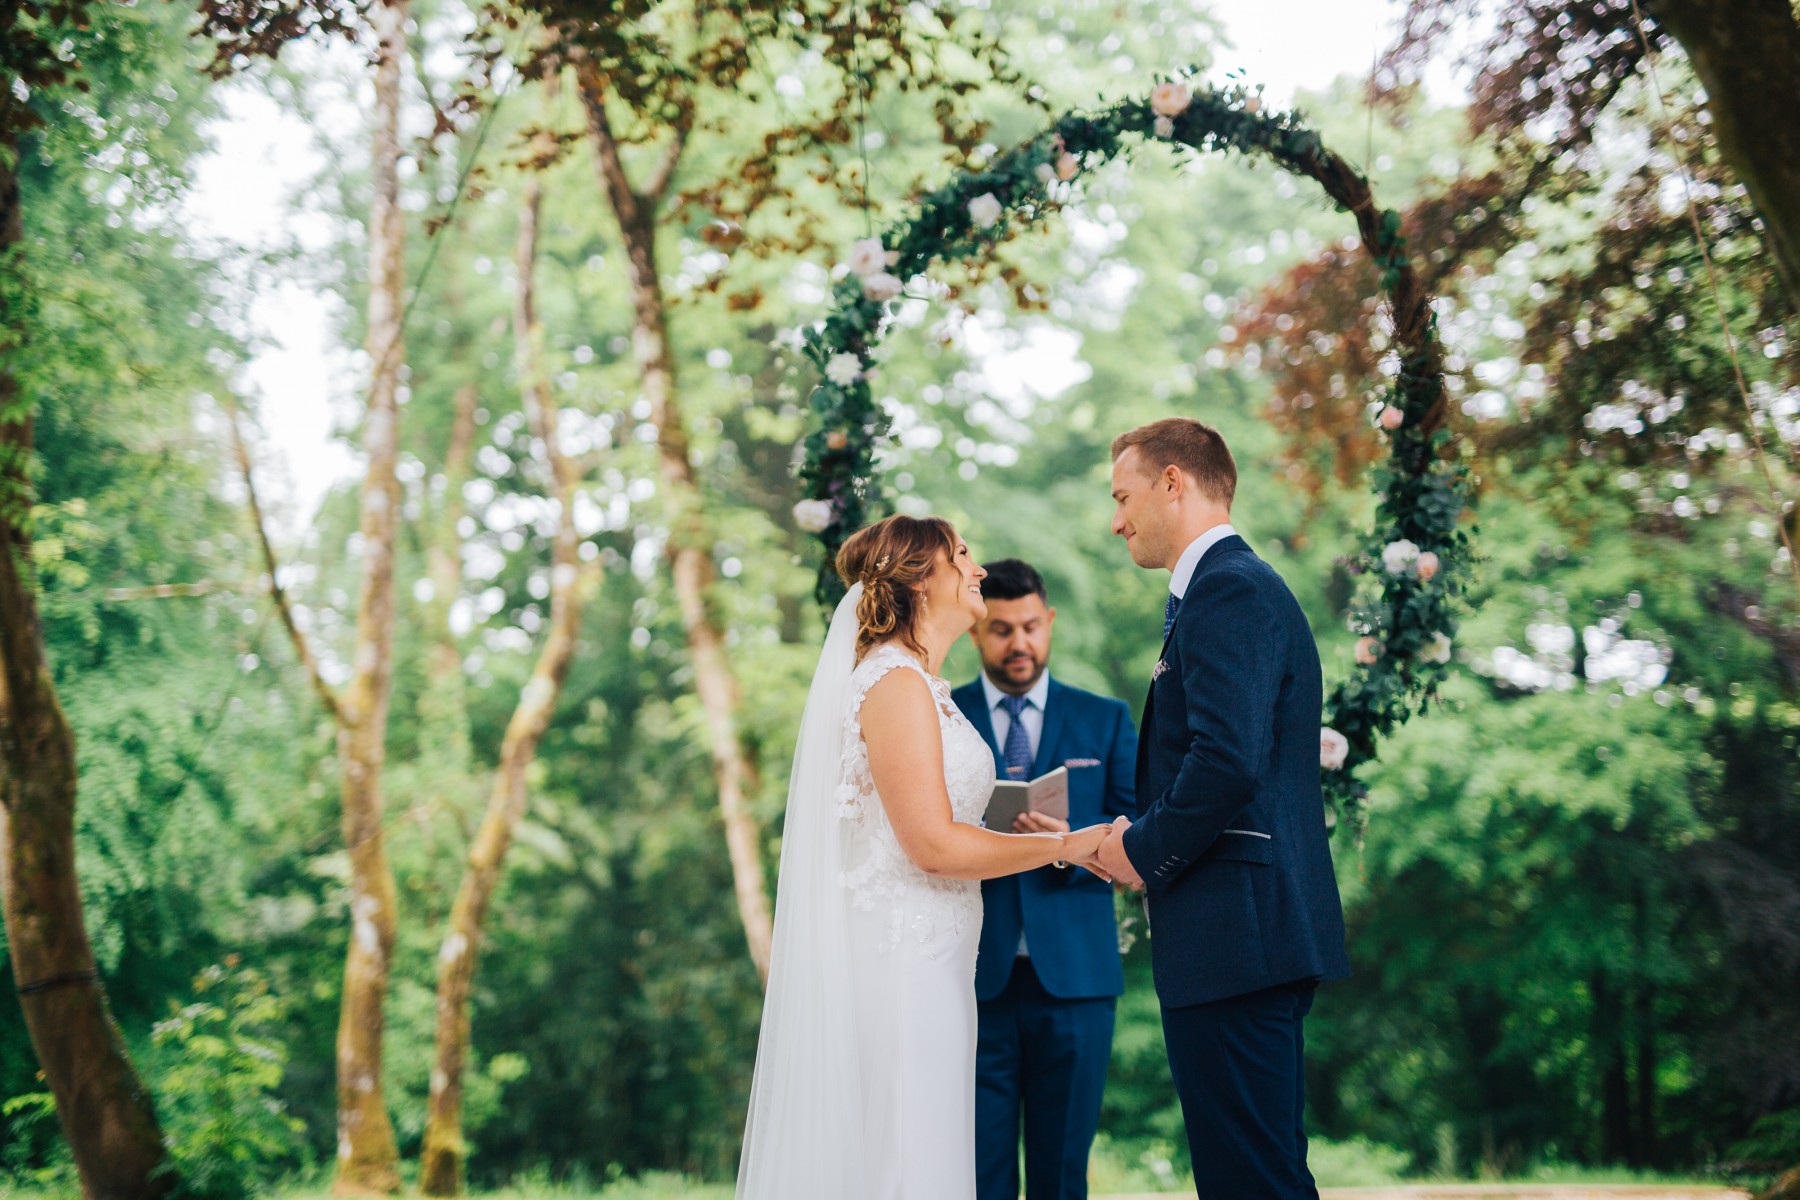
[953,677,1138,1001]
[1119,535,1350,1009]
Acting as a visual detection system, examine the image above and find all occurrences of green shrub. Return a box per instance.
[150,961,307,1198]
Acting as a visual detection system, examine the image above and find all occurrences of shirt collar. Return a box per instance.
[1170,523,1238,599]
[980,669,1051,713]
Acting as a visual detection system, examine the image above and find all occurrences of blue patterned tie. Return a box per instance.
[1163,592,1181,639]
[1000,694,1034,780]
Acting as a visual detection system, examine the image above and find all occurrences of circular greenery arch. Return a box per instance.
[793,76,1474,826]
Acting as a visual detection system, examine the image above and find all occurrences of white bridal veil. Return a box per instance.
[735,582,866,1199]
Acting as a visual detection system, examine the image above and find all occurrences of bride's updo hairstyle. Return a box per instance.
[836,514,959,664]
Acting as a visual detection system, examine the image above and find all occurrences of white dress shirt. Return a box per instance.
[1170,523,1238,599]
[979,670,1052,957]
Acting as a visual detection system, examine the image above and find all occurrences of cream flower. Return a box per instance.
[1378,404,1405,431]
[1382,539,1421,574]
[1056,152,1080,181]
[792,498,833,533]
[1355,636,1384,665]
[1320,727,1350,771]
[1415,551,1441,582]
[824,353,863,387]
[967,192,1003,230]
[1035,162,1056,185]
[861,271,904,302]
[1421,632,1453,665]
[1153,115,1176,139]
[845,237,894,278]
[1150,81,1193,117]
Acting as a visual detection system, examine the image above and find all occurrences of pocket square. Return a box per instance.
[1151,659,1170,682]
[1064,758,1101,769]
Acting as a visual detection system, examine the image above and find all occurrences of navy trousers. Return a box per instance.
[975,957,1116,1200]
[1161,980,1319,1199]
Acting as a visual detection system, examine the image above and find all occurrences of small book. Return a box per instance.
[984,765,1069,831]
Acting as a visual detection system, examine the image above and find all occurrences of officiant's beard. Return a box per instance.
[986,649,1046,692]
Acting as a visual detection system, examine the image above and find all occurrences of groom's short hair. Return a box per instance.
[979,558,1048,604]
[1111,418,1236,507]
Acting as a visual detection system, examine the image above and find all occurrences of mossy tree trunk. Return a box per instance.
[0,135,174,1200]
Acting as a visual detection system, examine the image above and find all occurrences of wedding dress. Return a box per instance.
[737,586,996,1200]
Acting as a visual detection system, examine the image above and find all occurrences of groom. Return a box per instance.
[1095,418,1350,1198]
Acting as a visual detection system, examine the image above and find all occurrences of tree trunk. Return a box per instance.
[419,175,598,1194]
[1594,973,1632,1164]
[1644,0,1800,304]
[1762,1165,1800,1200]
[419,381,476,771]
[334,0,408,1190]
[578,76,774,984]
[0,147,174,1200]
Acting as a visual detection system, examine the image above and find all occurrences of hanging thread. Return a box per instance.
[1624,0,1800,593]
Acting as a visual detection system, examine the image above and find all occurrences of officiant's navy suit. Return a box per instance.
[1120,530,1350,1199]
[952,675,1136,1200]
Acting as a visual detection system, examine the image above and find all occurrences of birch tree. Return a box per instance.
[498,0,1008,982]
[228,0,412,1189]
[418,171,601,1195]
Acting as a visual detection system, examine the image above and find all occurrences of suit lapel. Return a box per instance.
[1032,678,1068,779]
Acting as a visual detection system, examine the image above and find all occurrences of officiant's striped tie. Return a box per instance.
[1000,694,1033,780]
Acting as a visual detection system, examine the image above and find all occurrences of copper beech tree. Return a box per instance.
[1240,3,1797,1191]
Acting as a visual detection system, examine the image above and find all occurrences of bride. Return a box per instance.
[737,514,1114,1199]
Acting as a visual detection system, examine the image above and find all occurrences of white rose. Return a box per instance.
[844,237,891,279]
[1382,539,1420,574]
[967,192,1003,230]
[1035,162,1056,185]
[861,271,904,302]
[792,498,834,533]
[1422,632,1453,665]
[1320,727,1349,771]
[1150,81,1193,117]
[1153,115,1175,139]
[824,353,863,387]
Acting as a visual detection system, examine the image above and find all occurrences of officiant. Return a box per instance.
[952,559,1139,1200]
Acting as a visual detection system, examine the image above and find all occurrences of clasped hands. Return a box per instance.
[1009,812,1145,890]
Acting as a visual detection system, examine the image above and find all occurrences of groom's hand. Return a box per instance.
[1098,816,1143,890]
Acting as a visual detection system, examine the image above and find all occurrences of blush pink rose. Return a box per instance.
[1150,81,1193,117]
[1320,728,1349,771]
[1416,551,1441,581]
[1355,636,1384,665]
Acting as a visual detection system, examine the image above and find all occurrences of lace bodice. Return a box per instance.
[838,643,996,957]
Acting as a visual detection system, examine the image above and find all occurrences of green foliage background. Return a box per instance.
[1,0,1795,1191]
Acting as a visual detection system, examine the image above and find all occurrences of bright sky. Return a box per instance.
[185,0,1415,537]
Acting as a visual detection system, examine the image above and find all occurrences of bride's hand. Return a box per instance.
[1058,824,1114,882]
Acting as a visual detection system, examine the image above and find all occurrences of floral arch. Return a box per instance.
[790,76,1474,826]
